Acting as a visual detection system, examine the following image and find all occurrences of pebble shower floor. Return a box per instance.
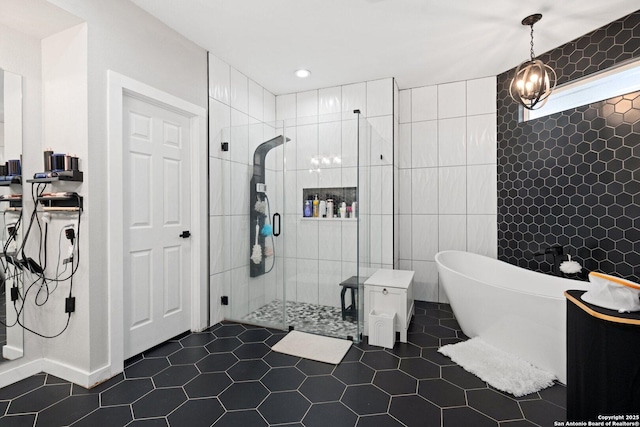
[0,301,566,426]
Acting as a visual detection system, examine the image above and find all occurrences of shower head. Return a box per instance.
[253,135,290,179]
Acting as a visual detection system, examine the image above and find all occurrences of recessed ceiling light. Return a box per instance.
[295,69,311,78]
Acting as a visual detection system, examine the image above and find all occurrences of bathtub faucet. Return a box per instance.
[534,245,565,276]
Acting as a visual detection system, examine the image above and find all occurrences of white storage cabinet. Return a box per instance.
[364,269,415,343]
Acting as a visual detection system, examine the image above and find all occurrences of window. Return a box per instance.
[524,58,640,121]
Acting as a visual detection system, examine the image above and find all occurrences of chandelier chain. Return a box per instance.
[530,24,535,60]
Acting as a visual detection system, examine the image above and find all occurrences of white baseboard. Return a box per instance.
[2,345,24,360]
[0,359,43,389]
[41,359,116,389]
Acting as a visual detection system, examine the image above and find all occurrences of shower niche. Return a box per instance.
[301,187,357,219]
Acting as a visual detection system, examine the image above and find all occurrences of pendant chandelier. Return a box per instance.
[509,14,557,110]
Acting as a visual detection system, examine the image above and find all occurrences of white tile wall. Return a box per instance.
[341,221,357,263]
[341,82,366,117]
[231,266,249,318]
[467,76,496,116]
[368,115,393,165]
[210,271,230,322]
[230,68,248,114]
[209,157,224,216]
[341,118,358,168]
[437,81,466,119]
[367,78,393,117]
[208,53,278,325]
[411,215,438,260]
[231,216,249,269]
[209,98,230,158]
[209,55,230,105]
[264,91,276,123]
[399,169,412,215]
[382,215,394,266]
[412,260,439,302]
[411,86,437,122]
[399,90,411,124]
[297,259,319,304]
[318,260,343,307]
[412,120,438,168]
[439,166,466,214]
[209,216,228,274]
[318,221,342,261]
[318,121,342,161]
[319,86,341,116]
[297,90,318,119]
[276,93,296,120]
[296,124,319,172]
[398,214,412,259]
[467,164,497,215]
[438,215,467,251]
[467,215,498,258]
[398,76,497,303]
[398,123,412,169]
[438,117,466,166]
[318,167,342,189]
[411,168,438,214]
[248,121,264,163]
[230,109,248,164]
[467,114,497,165]
[248,80,264,122]
[230,162,250,215]
[284,258,297,301]
[296,219,319,260]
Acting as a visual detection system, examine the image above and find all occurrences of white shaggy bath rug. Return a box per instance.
[438,338,556,397]
[272,330,352,364]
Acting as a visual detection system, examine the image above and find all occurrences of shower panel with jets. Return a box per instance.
[249,135,288,278]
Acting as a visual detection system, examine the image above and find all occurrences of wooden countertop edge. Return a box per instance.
[565,291,640,325]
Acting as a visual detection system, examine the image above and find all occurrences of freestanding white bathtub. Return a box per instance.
[435,250,590,384]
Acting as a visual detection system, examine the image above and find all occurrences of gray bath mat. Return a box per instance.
[272,330,352,364]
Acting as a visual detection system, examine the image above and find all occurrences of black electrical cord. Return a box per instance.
[9,185,82,338]
[0,264,21,328]
[13,258,72,338]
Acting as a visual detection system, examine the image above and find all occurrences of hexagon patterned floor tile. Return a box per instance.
[0,301,567,426]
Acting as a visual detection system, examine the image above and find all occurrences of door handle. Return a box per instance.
[179,230,191,238]
[272,213,281,237]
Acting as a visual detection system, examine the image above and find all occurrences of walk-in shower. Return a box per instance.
[210,111,386,342]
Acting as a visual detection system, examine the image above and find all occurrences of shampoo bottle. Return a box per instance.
[303,200,312,217]
[327,199,334,218]
[313,194,319,217]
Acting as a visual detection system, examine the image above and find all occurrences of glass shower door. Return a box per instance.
[210,120,288,331]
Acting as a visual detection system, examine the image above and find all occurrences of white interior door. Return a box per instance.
[123,94,191,359]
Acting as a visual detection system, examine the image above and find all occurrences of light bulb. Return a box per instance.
[295,69,311,78]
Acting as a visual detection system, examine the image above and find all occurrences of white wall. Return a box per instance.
[37,22,89,378]
[0,122,4,161]
[397,77,497,302]
[208,53,277,324]
[275,78,395,309]
[36,0,208,385]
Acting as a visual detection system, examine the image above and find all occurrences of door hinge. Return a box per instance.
[179,230,191,238]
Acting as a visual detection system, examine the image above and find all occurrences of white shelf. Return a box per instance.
[300,217,357,221]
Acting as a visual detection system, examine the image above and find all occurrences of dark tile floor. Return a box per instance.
[0,301,566,426]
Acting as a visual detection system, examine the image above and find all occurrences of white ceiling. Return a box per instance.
[0,0,83,39]
[130,0,639,95]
